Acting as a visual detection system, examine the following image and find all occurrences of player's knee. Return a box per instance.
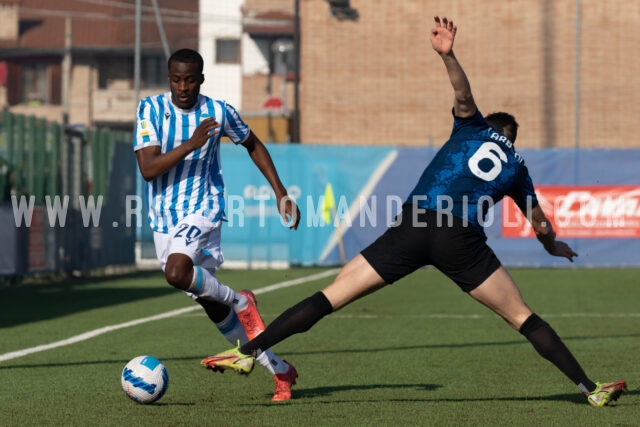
[164,263,190,290]
[164,254,193,290]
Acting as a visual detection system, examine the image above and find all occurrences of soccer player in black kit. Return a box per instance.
[202,16,626,407]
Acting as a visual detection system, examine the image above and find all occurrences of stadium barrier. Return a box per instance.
[138,144,640,268]
[1,110,637,276]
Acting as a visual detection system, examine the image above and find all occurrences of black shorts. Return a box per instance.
[360,204,501,292]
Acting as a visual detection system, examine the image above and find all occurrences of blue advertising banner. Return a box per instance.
[137,146,640,267]
[220,144,397,266]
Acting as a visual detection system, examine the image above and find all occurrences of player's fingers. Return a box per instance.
[283,211,298,230]
[288,207,300,229]
[279,202,293,227]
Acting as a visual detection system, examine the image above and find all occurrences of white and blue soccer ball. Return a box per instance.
[121,355,169,404]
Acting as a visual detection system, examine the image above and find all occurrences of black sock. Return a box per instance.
[196,298,231,323]
[240,291,333,355]
[519,313,596,393]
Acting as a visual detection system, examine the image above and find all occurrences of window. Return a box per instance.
[98,58,132,90]
[142,55,165,89]
[326,0,359,21]
[215,38,240,64]
[21,64,48,105]
[97,55,164,90]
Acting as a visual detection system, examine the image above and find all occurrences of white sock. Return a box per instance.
[257,351,290,375]
[188,266,246,308]
[214,309,288,375]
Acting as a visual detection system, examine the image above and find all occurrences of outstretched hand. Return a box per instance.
[277,195,301,230]
[430,16,457,55]
[548,240,578,263]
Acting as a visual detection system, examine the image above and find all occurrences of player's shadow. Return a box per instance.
[252,385,637,406]
[286,382,441,399]
[0,271,171,328]
[4,355,633,407]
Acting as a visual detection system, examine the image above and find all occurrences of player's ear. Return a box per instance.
[504,124,516,143]
[200,74,205,84]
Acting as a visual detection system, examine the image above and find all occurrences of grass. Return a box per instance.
[0,267,638,426]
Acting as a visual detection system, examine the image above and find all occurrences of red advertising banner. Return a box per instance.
[502,185,640,238]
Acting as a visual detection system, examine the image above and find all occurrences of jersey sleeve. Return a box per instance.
[133,98,161,151]
[221,102,251,145]
[509,165,539,214]
[450,109,486,136]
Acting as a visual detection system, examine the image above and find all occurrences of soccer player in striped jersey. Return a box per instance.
[134,48,300,401]
[202,17,626,407]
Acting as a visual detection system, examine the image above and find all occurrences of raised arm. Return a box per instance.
[242,131,301,229]
[431,16,476,118]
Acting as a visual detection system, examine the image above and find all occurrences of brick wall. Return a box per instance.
[245,0,293,11]
[0,3,18,41]
[281,0,639,148]
[242,74,294,113]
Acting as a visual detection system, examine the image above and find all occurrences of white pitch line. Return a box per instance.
[0,268,340,363]
[0,306,199,362]
[251,268,340,295]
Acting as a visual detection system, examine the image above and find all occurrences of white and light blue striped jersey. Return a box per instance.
[134,92,250,233]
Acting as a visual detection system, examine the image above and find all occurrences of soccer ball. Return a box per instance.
[121,355,169,404]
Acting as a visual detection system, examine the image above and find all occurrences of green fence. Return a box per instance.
[0,111,131,202]
[0,111,136,278]
[0,112,61,202]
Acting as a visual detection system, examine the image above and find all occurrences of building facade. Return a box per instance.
[294,0,639,148]
[0,0,198,130]
[1,0,638,148]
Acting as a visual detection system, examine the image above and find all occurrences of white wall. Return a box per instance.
[242,34,270,75]
[198,0,243,107]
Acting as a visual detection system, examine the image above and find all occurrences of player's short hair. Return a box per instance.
[168,49,204,74]
[485,112,519,142]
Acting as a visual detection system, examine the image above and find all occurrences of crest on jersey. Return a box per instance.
[198,114,212,125]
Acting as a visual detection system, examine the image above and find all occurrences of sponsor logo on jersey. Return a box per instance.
[139,120,149,137]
